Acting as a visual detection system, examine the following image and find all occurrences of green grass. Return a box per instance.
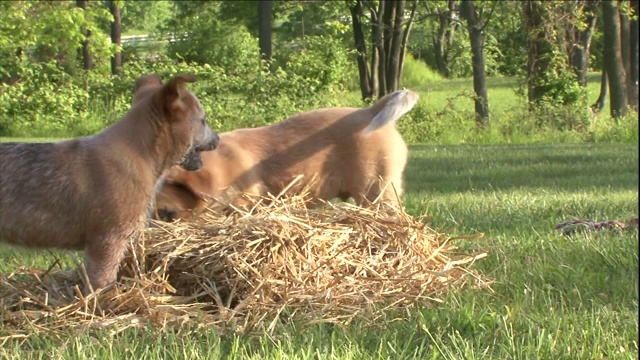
[1,142,638,359]
[398,72,607,120]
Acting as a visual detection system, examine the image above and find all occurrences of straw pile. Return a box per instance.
[1,189,487,344]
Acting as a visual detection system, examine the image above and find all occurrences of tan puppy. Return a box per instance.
[0,74,220,293]
[155,89,419,220]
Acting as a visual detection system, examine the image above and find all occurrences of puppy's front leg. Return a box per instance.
[82,234,129,295]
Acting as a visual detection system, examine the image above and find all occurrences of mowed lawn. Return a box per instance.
[1,142,638,359]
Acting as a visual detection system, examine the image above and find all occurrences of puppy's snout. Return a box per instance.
[197,127,219,152]
[208,131,220,150]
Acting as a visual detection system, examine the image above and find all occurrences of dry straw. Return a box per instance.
[1,182,488,344]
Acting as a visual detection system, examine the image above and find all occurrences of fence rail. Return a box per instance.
[121,33,188,46]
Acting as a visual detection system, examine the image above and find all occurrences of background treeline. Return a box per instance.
[0,0,637,143]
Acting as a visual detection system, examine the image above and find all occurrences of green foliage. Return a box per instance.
[0,0,633,145]
[0,61,88,137]
[0,1,114,78]
[397,95,470,144]
[120,0,172,36]
[0,41,355,137]
[525,47,587,107]
[446,32,503,79]
[0,57,221,137]
[400,54,445,89]
[275,35,355,93]
[274,1,351,44]
[588,111,640,143]
[490,2,529,76]
[161,2,259,73]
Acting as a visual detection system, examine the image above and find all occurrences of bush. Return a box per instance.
[0,57,225,137]
[275,35,355,95]
[0,40,355,138]
[400,55,444,89]
[588,111,640,143]
[396,96,468,144]
[0,61,90,137]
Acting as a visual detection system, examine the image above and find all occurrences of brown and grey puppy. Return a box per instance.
[0,74,220,293]
[155,89,419,220]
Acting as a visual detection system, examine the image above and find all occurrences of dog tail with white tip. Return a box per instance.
[364,89,420,134]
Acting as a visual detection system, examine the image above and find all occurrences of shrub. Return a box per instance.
[401,55,444,89]
[275,35,355,94]
[0,61,89,137]
[396,96,465,144]
[588,110,640,143]
[0,57,224,137]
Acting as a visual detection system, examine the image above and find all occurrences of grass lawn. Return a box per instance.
[1,142,638,359]
[403,73,608,117]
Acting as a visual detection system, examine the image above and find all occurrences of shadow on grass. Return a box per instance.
[405,143,639,195]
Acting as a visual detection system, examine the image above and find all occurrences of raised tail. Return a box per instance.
[364,89,420,134]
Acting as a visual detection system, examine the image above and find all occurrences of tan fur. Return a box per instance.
[155,90,419,220]
[0,74,219,293]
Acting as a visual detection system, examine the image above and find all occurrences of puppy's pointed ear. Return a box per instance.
[135,74,163,92]
[162,74,197,103]
[133,74,163,104]
[156,74,198,118]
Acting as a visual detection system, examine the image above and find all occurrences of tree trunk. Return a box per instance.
[432,1,456,78]
[376,0,388,98]
[620,0,638,111]
[523,1,553,105]
[369,5,380,99]
[629,0,639,110]
[76,0,93,70]
[350,0,372,101]
[350,0,416,100]
[602,0,628,118]
[620,3,631,100]
[568,2,597,87]
[379,0,396,95]
[460,0,489,126]
[109,0,122,76]
[258,0,272,65]
[398,0,418,82]
[386,0,406,93]
[446,0,457,48]
[591,69,608,112]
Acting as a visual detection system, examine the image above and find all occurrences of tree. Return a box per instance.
[523,1,552,105]
[109,0,122,75]
[349,0,418,101]
[120,1,171,36]
[258,0,272,64]
[602,0,628,118]
[1,1,112,81]
[631,0,639,110]
[625,0,639,110]
[522,1,585,108]
[566,1,598,87]
[76,0,93,70]
[591,68,608,112]
[426,0,458,78]
[350,0,371,100]
[460,0,495,126]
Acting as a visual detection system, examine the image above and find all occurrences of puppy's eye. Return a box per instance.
[201,118,206,125]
